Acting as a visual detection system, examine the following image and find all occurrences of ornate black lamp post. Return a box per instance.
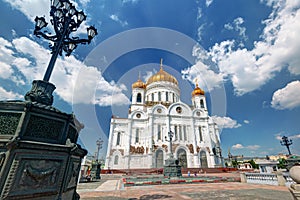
[164,130,182,177]
[91,138,103,179]
[165,130,174,157]
[0,1,96,199]
[96,138,103,161]
[25,0,97,105]
[280,136,293,155]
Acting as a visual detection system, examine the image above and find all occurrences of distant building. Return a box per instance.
[256,160,279,173]
[268,154,288,161]
[105,63,223,169]
[238,163,253,170]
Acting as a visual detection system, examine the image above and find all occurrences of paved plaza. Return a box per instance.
[77,174,293,200]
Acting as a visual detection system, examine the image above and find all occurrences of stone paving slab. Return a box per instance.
[78,181,293,200]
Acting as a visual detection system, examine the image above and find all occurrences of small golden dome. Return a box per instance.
[192,83,205,96]
[132,79,146,89]
[146,67,178,85]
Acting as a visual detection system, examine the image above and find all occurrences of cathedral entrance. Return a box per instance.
[200,151,208,168]
[177,149,187,168]
[155,150,164,168]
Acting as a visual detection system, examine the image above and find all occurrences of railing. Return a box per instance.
[245,173,278,185]
[283,172,295,187]
[242,172,295,186]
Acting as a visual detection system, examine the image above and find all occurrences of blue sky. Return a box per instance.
[0,0,300,160]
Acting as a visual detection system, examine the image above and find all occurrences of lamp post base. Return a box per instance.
[25,80,56,106]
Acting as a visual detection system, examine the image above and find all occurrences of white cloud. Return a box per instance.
[0,36,130,107]
[271,80,300,110]
[275,133,300,140]
[3,0,49,23]
[0,87,22,100]
[232,144,244,149]
[110,14,128,27]
[247,145,260,150]
[243,120,250,124]
[182,45,224,92]
[232,143,260,150]
[198,0,300,96]
[224,17,247,41]
[3,0,88,35]
[206,0,214,7]
[290,134,300,139]
[122,0,139,4]
[212,116,241,129]
[0,62,14,79]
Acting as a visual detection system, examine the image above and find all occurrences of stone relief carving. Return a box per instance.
[162,144,168,152]
[19,160,61,189]
[119,149,124,156]
[66,161,80,189]
[152,145,158,152]
[172,144,179,153]
[130,145,145,154]
[110,149,116,156]
[206,147,211,153]
[110,149,124,156]
[196,146,200,153]
[187,144,194,154]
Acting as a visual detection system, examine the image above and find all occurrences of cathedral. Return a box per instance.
[105,63,223,169]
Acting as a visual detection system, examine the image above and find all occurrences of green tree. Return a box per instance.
[278,158,287,169]
[246,159,258,169]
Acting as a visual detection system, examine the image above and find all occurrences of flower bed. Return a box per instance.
[123,175,239,187]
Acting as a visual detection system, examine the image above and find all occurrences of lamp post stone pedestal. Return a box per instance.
[163,130,182,177]
[0,100,87,199]
[0,0,97,199]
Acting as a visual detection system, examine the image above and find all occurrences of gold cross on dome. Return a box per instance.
[195,78,199,87]
[160,58,163,70]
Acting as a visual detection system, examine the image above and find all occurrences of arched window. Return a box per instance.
[198,126,203,142]
[152,93,154,101]
[137,93,142,103]
[135,129,139,143]
[179,125,182,140]
[174,125,178,140]
[200,151,208,168]
[183,125,187,141]
[114,155,119,165]
[172,93,175,102]
[166,92,169,101]
[116,132,121,145]
[157,124,161,140]
[158,92,161,101]
[200,99,204,108]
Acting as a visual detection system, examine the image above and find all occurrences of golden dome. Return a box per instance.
[132,79,146,89]
[146,67,178,85]
[192,83,205,96]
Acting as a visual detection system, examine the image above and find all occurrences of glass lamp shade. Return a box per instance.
[35,16,48,30]
[77,11,86,23]
[87,26,97,39]
[63,1,71,11]
[68,43,77,51]
[69,5,77,16]
[51,0,61,8]
[54,9,63,18]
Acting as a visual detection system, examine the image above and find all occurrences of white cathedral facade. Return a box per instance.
[105,64,223,169]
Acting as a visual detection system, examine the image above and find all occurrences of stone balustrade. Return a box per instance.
[240,172,295,186]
